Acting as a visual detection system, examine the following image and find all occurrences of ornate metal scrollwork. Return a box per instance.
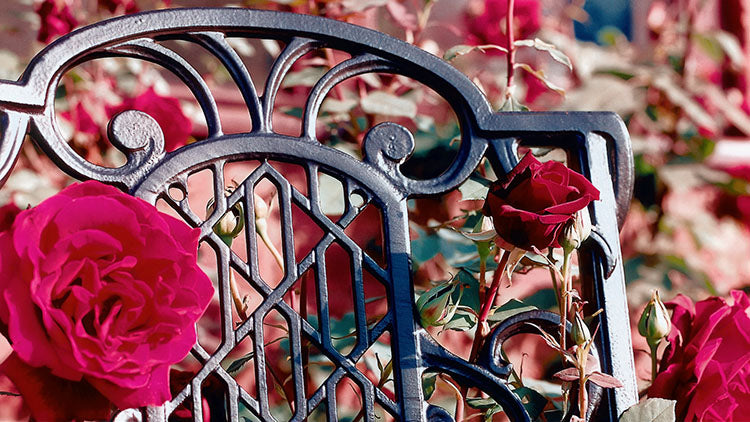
[0,8,637,422]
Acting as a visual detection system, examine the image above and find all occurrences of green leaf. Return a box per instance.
[455,269,480,312]
[466,397,498,410]
[499,94,529,112]
[422,371,438,399]
[618,398,676,422]
[442,307,477,331]
[227,352,255,374]
[514,38,572,70]
[487,299,538,323]
[513,387,547,420]
[443,44,508,61]
[458,177,490,201]
[515,63,566,96]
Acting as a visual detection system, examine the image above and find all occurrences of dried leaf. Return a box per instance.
[586,371,623,388]
[553,367,579,382]
[618,398,676,422]
[386,0,417,31]
[443,44,508,61]
[515,63,566,96]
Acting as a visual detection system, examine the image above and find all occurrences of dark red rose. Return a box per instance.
[484,153,600,251]
[106,87,193,152]
[649,291,750,421]
[35,0,78,44]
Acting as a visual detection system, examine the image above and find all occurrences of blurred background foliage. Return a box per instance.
[0,0,749,420]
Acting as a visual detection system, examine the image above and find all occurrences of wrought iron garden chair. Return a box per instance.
[0,8,637,421]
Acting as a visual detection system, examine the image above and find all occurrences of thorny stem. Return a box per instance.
[461,249,510,400]
[505,0,516,99]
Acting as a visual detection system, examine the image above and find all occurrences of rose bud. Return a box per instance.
[206,192,245,246]
[560,208,593,252]
[639,290,671,345]
[571,311,592,347]
[417,281,461,328]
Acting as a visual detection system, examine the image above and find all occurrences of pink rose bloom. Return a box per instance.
[35,0,77,44]
[464,0,541,50]
[0,181,213,418]
[106,87,193,152]
[649,291,750,421]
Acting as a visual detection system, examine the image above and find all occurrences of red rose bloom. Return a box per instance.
[35,0,77,44]
[106,87,193,152]
[650,291,750,421]
[0,181,213,418]
[484,153,600,251]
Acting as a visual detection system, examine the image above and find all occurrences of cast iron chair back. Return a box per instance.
[0,8,637,421]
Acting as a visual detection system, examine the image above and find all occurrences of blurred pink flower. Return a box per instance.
[106,87,193,152]
[464,0,541,50]
[35,0,77,44]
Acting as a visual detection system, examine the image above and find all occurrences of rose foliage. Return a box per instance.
[650,291,750,421]
[484,152,600,251]
[0,181,213,419]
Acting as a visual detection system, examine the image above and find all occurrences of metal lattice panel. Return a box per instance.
[0,8,638,422]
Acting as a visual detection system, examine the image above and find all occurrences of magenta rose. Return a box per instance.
[650,291,750,421]
[484,152,600,251]
[35,0,77,44]
[0,181,213,417]
[106,87,193,153]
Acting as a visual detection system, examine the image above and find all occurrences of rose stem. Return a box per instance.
[559,248,572,352]
[548,249,563,311]
[505,0,516,99]
[649,341,659,385]
[578,348,588,422]
[461,249,510,400]
[300,271,312,395]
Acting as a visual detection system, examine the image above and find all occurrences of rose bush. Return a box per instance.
[0,181,213,419]
[484,152,600,251]
[650,291,750,421]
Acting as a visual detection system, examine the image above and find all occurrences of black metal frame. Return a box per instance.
[0,8,637,421]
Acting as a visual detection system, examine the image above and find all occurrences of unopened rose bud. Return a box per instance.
[560,208,593,252]
[207,193,244,245]
[417,281,460,328]
[638,290,671,345]
[571,311,591,347]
